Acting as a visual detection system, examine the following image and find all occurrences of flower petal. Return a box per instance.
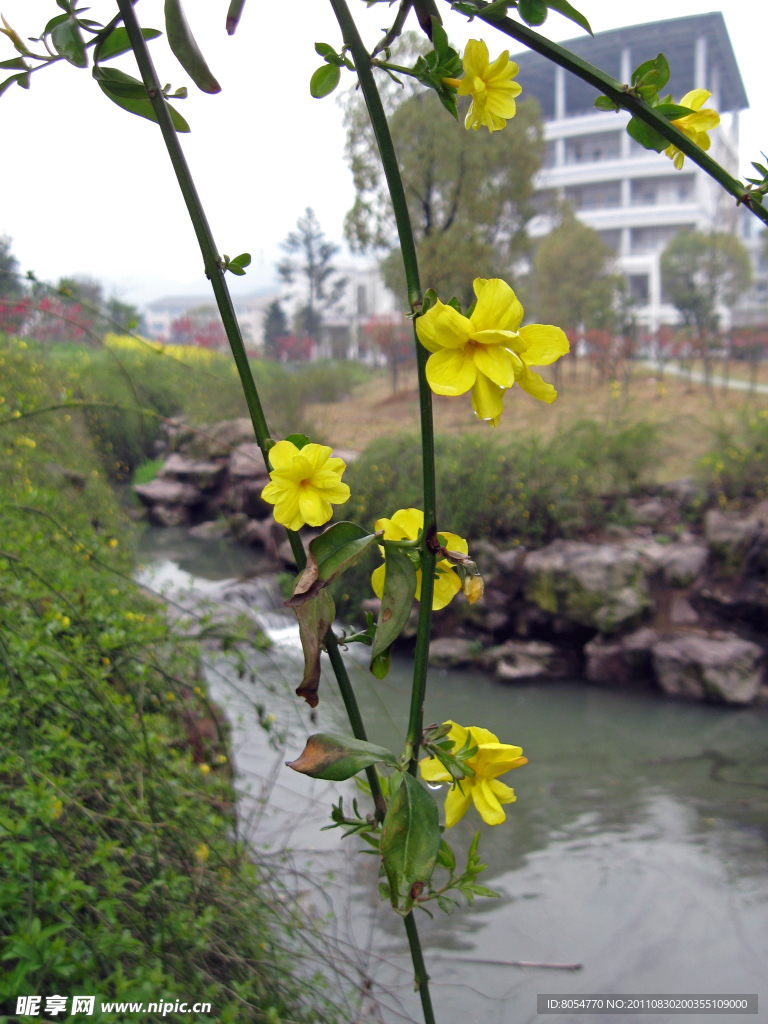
[272,492,303,531]
[444,781,473,828]
[415,302,444,353]
[470,329,526,353]
[473,343,516,388]
[462,38,489,80]
[489,778,517,804]
[298,488,332,527]
[471,373,504,422]
[432,565,461,610]
[466,725,500,746]
[472,777,506,825]
[679,88,711,111]
[390,508,423,540]
[419,756,452,783]
[485,51,512,83]
[432,305,474,349]
[268,439,300,470]
[298,443,332,473]
[518,324,569,366]
[371,562,386,599]
[516,366,558,404]
[437,532,468,555]
[473,278,489,300]
[426,346,477,396]
[470,278,523,333]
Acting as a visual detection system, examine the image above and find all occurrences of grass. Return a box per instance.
[0,334,352,1021]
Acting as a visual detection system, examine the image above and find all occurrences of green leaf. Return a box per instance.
[97,27,162,63]
[230,252,251,267]
[594,94,619,112]
[436,837,456,872]
[315,42,337,58]
[370,645,391,679]
[381,774,441,916]
[631,53,669,93]
[286,732,397,781]
[284,432,312,449]
[430,17,449,60]
[369,544,417,668]
[288,522,383,607]
[227,264,246,275]
[51,17,87,68]
[518,0,548,26]
[165,0,221,94]
[293,589,335,708]
[546,0,592,34]
[626,116,667,154]
[310,62,340,99]
[94,66,190,133]
[655,103,694,121]
[0,72,26,98]
[0,58,28,70]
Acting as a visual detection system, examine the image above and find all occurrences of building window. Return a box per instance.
[357,284,367,317]
[564,131,621,165]
[564,180,621,210]
[631,224,695,255]
[628,274,649,303]
[630,175,695,206]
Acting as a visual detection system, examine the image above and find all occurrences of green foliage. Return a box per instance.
[334,422,658,618]
[132,458,164,485]
[0,233,21,299]
[164,0,221,95]
[380,774,441,916]
[699,410,768,503]
[344,37,543,307]
[660,230,752,337]
[277,209,348,344]
[0,348,345,1020]
[262,300,288,360]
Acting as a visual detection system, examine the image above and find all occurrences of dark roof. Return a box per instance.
[512,12,748,119]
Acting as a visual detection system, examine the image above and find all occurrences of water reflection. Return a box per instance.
[135,528,768,1024]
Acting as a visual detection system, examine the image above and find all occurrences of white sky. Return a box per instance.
[0,0,764,304]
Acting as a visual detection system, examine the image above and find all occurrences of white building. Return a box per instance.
[516,12,750,331]
[316,262,399,360]
[143,289,279,348]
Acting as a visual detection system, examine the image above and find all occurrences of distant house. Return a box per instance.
[143,290,279,349]
[516,12,752,331]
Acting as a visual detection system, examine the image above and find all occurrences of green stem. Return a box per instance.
[117,0,384,816]
[463,0,768,226]
[404,911,437,1024]
[330,0,438,771]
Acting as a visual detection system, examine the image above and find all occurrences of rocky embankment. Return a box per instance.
[136,419,768,708]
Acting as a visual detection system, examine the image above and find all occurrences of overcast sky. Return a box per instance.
[0,0,764,305]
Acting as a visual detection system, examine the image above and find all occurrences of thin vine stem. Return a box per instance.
[459,0,768,226]
[116,0,384,810]
[329,0,438,774]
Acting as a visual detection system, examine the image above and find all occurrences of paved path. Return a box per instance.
[639,361,768,395]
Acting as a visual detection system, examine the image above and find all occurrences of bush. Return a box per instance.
[699,409,768,505]
[333,420,659,620]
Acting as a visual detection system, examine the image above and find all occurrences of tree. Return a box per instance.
[344,33,543,308]
[277,208,347,347]
[262,299,288,360]
[0,234,21,299]
[661,230,751,337]
[105,296,143,334]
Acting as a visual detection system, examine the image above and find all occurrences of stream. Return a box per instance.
[136,527,768,1024]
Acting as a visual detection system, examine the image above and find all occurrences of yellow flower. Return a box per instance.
[194,842,209,863]
[199,763,210,776]
[108,538,118,548]
[261,440,350,531]
[453,39,522,132]
[420,720,527,827]
[664,89,720,170]
[463,573,484,605]
[416,278,569,424]
[370,508,467,611]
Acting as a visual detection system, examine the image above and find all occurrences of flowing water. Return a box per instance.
[137,528,768,1024]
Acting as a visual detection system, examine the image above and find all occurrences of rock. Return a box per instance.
[150,503,191,527]
[524,540,652,634]
[605,524,631,540]
[622,536,669,571]
[188,419,255,459]
[660,543,708,587]
[669,595,699,625]
[220,478,272,519]
[630,499,666,526]
[428,637,480,668]
[229,442,266,478]
[134,478,203,508]
[704,510,761,572]
[584,627,659,686]
[159,453,226,491]
[188,520,230,540]
[651,633,764,704]
[496,654,547,682]
[660,479,698,505]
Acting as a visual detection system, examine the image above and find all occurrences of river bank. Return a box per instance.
[134,418,768,708]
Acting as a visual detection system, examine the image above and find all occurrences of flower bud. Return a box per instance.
[463,573,484,605]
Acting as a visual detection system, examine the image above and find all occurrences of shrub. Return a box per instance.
[699,409,768,505]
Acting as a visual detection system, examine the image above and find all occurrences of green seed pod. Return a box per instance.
[164,0,221,94]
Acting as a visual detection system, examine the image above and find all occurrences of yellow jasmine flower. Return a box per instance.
[199,763,210,776]
[451,39,522,132]
[664,89,720,170]
[371,508,467,611]
[261,440,350,531]
[416,278,569,424]
[420,720,527,827]
[194,843,209,863]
